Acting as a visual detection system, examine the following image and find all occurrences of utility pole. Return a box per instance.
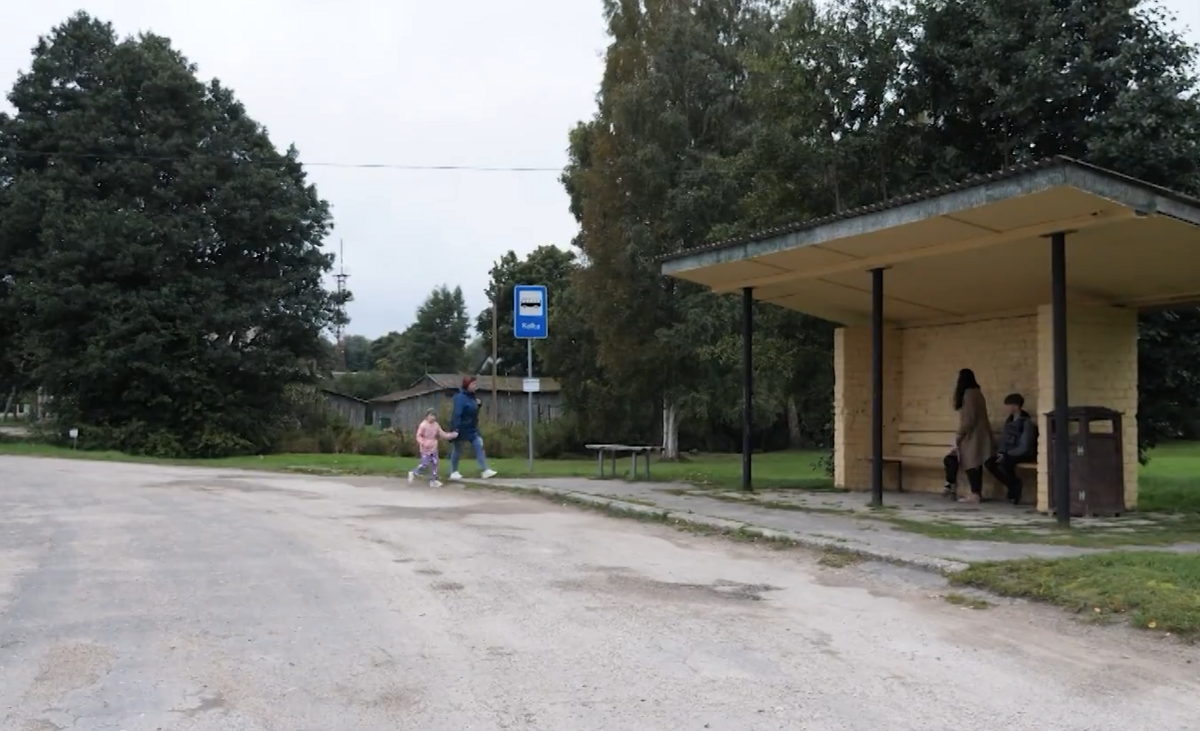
[334,239,349,371]
[491,291,499,420]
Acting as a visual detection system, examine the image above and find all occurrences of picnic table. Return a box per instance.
[585,443,661,480]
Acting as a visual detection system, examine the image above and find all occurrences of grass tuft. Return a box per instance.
[950,551,1200,636]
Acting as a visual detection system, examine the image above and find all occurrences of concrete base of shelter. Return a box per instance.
[833,303,1139,513]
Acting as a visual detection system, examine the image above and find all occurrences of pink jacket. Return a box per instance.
[416,420,451,455]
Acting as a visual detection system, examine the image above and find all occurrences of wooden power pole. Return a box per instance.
[491,292,499,420]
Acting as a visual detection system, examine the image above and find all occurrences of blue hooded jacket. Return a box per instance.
[450,388,480,441]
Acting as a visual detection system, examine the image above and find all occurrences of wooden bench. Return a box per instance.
[884,428,1038,495]
[585,444,661,480]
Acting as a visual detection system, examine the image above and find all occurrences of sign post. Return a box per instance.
[513,284,548,471]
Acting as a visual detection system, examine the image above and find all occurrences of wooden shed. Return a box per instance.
[319,388,371,428]
[369,373,562,430]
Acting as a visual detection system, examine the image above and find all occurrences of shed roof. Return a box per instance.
[661,157,1200,325]
[317,387,368,404]
[369,373,562,403]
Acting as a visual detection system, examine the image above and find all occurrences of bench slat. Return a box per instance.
[882,455,1038,471]
[585,444,660,453]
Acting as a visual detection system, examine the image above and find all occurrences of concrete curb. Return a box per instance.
[463,479,968,575]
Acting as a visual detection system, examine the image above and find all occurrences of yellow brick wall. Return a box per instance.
[1035,304,1139,512]
[833,306,1138,507]
[896,315,1039,495]
[833,326,901,490]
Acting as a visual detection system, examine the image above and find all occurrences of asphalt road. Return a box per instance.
[2,457,1198,731]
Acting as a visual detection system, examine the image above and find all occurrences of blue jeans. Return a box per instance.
[450,434,488,473]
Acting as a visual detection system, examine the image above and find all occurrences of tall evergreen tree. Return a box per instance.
[0,13,346,456]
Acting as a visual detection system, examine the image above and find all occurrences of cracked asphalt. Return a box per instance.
[2,456,1198,730]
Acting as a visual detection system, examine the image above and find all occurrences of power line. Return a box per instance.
[1,147,563,171]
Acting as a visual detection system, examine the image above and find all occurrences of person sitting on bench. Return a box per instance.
[985,393,1039,505]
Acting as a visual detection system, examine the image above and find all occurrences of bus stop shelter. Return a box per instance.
[660,157,1200,524]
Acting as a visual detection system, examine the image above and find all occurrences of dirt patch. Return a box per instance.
[20,641,115,711]
[431,581,465,592]
[415,568,442,576]
[149,478,325,500]
[357,500,558,521]
[171,692,228,718]
[554,567,779,604]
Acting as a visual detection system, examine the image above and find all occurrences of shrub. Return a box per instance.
[469,414,585,459]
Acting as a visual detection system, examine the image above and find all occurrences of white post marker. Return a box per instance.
[513,284,548,472]
[68,427,79,450]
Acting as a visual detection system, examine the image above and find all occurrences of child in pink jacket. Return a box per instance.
[408,409,457,487]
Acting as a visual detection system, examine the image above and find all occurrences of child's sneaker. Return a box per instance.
[430,479,443,488]
[407,471,415,484]
[481,469,497,479]
[449,471,463,481]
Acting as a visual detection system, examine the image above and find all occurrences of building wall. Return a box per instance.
[832,305,1139,509]
[833,326,901,490]
[1035,304,1138,511]
[896,314,1039,494]
[377,390,563,431]
[324,393,368,428]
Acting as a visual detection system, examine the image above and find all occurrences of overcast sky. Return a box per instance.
[3,1,1199,339]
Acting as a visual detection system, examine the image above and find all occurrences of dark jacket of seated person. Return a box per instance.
[998,407,1037,462]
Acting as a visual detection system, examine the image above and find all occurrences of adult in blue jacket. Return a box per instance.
[448,376,497,481]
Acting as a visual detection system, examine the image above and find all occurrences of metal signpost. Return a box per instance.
[513,284,548,471]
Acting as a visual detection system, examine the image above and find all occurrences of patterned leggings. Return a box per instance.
[413,452,439,478]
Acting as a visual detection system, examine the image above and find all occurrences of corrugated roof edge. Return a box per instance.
[317,386,369,403]
[658,156,1200,264]
[369,375,563,403]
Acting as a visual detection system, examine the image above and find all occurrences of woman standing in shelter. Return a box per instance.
[448,376,498,481]
[952,368,994,504]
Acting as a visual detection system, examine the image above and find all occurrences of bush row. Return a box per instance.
[272,413,588,460]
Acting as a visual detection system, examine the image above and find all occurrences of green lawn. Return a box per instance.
[1135,442,1200,513]
[951,552,1200,637]
[0,441,831,491]
[5,439,1200,505]
[944,442,1200,637]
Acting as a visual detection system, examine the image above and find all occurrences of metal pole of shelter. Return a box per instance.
[742,287,754,492]
[1050,232,1071,526]
[870,267,885,508]
[527,339,534,472]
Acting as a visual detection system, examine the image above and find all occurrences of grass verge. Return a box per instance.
[877,514,1200,549]
[950,552,1200,637]
[0,441,833,492]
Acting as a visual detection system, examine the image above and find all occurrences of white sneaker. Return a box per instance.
[481,469,497,479]
[407,471,415,484]
[430,479,443,488]
[449,471,463,481]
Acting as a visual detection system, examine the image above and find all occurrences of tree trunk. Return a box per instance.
[786,396,803,449]
[661,397,680,461]
[1,387,15,422]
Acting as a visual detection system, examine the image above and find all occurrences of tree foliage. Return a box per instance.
[0,13,346,456]
[370,285,469,385]
[560,0,1200,458]
[475,245,578,376]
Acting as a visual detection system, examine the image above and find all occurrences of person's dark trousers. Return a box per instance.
[943,453,959,486]
[985,454,1031,504]
[965,466,984,496]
